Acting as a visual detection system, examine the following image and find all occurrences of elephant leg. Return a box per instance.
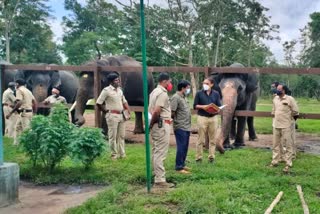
[223,134,232,149]
[234,116,247,147]
[204,132,209,150]
[133,112,144,134]
[230,117,236,140]
[247,116,257,141]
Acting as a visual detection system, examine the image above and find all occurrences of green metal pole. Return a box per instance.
[140,0,151,192]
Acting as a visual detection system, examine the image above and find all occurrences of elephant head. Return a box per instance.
[213,63,258,150]
[74,57,121,126]
[15,69,61,102]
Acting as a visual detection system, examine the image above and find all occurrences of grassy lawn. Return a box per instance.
[4,137,320,213]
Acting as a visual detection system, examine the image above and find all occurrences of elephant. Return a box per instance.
[73,55,154,134]
[14,68,79,104]
[14,67,79,118]
[212,63,259,152]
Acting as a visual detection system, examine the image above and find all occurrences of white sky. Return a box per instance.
[47,0,320,64]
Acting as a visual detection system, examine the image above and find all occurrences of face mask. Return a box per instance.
[184,88,191,95]
[271,88,277,94]
[166,82,173,92]
[203,84,210,91]
[276,90,283,96]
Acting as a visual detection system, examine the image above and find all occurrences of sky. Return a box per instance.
[47,0,320,64]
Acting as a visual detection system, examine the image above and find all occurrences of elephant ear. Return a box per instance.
[50,70,61,88]
[246,74,258,93]
[15,70,26,80]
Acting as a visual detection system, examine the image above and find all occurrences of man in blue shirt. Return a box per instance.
[193,77,221,163]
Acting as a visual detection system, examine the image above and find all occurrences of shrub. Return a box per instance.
[20,104,74,172]
[69,127,106,170]
[20,104,107,172]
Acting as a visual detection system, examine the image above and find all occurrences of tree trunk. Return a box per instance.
[5,21,10,63]
[188,37,197,98]
[214,23,222,67]
[248,39,252,67]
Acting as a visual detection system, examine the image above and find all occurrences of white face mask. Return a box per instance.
[203,84,210,91]
[184,88,191,95]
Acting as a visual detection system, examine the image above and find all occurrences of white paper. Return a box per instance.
[148,112,152,125]
[219,105,227,110]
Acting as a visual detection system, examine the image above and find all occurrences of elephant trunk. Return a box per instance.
[33,85,48,102]
[74,75,93,126]
[216,84,238,152]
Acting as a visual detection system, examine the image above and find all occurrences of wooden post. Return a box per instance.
[205,66,209,78]
[94,63,102,128]
[264,191,283,214]
[297,185,310,214]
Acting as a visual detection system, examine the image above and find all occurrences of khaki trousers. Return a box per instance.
[151,123,170,183]
[3,106,19,138]
[196,115,218,160]
[106,113,126,158]
[14,112,33,145]
[272,127,294,167]
[291,122,297,158]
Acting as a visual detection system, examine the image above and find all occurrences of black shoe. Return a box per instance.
[196,159,202,163]
[208,158,215,163]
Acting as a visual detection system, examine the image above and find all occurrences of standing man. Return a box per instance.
[149,72,174,188]
[43,87,67,104]
[171,80,192,174]
[270,84,299,173]
[96,73,130,160]
[6,79,37,145]
[2,82,18,137]
[193,77,221,163]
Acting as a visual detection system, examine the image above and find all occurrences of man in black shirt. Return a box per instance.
[193,77,221,163]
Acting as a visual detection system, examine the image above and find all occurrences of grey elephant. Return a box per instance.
[212,63,258,152]
[14,68,79,103]
[74,55,154,134]
[14,67,79,118]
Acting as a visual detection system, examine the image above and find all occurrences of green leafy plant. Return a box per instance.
[20,104,74,172]
[69,127,106,170]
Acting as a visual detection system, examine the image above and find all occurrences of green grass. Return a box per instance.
[255,98,320,134]
[4,138,320,213]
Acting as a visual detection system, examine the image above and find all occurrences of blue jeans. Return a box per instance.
[174,129,190,170]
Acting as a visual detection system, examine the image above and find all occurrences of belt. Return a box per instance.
[108,110,122,114]
[20,109,33,113]
[164,119,172,125]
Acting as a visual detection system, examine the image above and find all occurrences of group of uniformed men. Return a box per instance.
[2,79,66,145]
[3,72,300,188]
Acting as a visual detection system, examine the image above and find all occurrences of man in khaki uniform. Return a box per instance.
[96,73,130,160]
[43,87,67,104]
[2,82,18,137]
[149,72,174,188]
[270,84,299,173]
[6,79,37,145]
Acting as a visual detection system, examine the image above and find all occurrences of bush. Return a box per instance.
[20,104,106,172]
[20,104,73,172]
[69,127,106,170]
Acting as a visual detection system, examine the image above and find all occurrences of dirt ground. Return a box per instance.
[2,113,320,214]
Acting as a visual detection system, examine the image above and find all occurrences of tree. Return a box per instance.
[62,0,125,64]
[0,0,61,64]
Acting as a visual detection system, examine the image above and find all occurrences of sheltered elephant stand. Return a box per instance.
[1,63,320,201]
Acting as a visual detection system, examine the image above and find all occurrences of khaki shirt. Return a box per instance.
[96,85,127,111]
[44,95,67,104]
[149,85,171,120]
[170,92,191,131]
[2,88,16,105]
[272,95,299,128]
[16,86,35,110]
